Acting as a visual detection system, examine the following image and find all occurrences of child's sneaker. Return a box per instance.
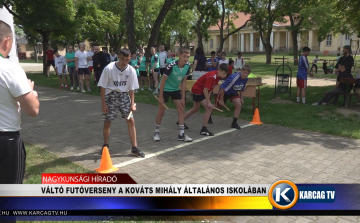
[178,133,192,142]
[77,87,80,91]
[60,85,64,89]
[99,144,109,155]
[148,87,152,91]
[153,132,160,141]
[312,102,320,106]
[200,128,214,136]
[70,86,74,91]
[81,89,86,93]
[65,85,69,89]
[87,89,91,92]
[141,87,144,91]
[231,122,241,130]
[131,147,145,158]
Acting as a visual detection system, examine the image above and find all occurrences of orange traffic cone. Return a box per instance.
[95,146,119,173]
[250,108,263,125]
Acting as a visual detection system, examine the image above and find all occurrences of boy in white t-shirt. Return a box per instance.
[218,52,229,65]
[97,48,144,158]
[54,51,68,89]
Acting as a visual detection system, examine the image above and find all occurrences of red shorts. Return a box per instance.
[89,66,93,73]
[297,78,307,89]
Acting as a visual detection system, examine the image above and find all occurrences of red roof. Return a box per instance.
[208,12,290,30]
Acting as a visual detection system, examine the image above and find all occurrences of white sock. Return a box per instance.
[155,124,160,133]
[179,125,185,135]
[61,84,64,86]
[302,98,306,104]
[297,97,300,102]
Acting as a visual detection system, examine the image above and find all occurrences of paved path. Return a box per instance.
[19,85,360,222]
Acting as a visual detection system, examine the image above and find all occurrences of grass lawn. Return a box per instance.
[19,59,43,63]
[27,63,360,139]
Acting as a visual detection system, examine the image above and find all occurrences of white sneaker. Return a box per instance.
[70,87,74,91]
[312,102,320,106]
[81,89,86,93]
[77,87,80,91]
[153,132,160,141]
[135,89,138,93]
[141,87,144,91]
[178,133,193,142]
[87,89,91,92]
[152,90,159,94]
[148,87,152,91]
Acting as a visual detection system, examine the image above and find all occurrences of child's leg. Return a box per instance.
[184,101,201,121]
[64,75,68,86]
[47,66,50,76]
[126,118,137,147]
[103,121,111,144]
[173,99,185,125]
[200,99,213,128]
[232,98,242,119]
[155,105,166,125]
[78,74,84,90]
[59,75,63,85]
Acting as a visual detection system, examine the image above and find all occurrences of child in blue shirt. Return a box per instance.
[207,51,218,71]
[297,46,314,104]
[216,65,251,129]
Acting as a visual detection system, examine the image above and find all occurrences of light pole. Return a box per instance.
[0,6,19,63]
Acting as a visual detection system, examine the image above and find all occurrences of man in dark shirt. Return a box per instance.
[335,45,354,74]
[92,45,109,91]
[312,64,353,106]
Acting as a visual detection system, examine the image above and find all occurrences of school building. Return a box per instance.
[198,12,356,55]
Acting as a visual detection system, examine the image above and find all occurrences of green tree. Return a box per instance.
[244,0,286,64]
[2,0,76,74]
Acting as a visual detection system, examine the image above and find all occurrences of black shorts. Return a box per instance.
[0,131,26,184]
[160,68,166,75]
[193,94,206,102]
[163,90,182,103]
[78,68,90,75]
[139,71,148,77]
[47,60,55,66]
[153,68,159,73]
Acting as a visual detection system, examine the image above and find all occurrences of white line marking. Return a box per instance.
[114,123,255,168]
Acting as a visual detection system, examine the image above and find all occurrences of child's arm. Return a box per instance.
[128,90,136,111]
[203,88,212,109]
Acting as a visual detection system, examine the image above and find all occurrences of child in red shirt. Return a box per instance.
[183,63,228,136]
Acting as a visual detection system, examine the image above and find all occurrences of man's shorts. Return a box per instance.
[78,68,90,75]
[47,60,55,67]
[215,93,239,106]
[139,71,148,77]
[89,66,93,74]
[297,78,307,89]
[153,68,159,73]
[103,91,131,121]
[163,90,182,103]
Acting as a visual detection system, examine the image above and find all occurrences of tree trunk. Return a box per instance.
[217,0,225,52]
[292,30,299,66]
[42,34,49,75]
[145,0,174,58]
[34,46,38,62]
[197,32,203,49]
[126,0,136,54]
[264,35,272,64]
[179,34,183,48]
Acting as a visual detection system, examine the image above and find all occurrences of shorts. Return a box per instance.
[297,78,307,89]
[192,94,206,102]
[139,71,148,77]
[163,90,182,103]
[89,66,93,73]
[153,68,159,73]
[47,60,55,66]
[78,68,90,75]
[215,93,239,106]
[103,91,131,121]
[160,67,166,75]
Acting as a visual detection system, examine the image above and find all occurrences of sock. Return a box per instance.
[297,97,300,102]
[179,125,184,135]
[201,126,207,131]
[302,98,306,104]
[155,124,160,133]
[233,117,238,124]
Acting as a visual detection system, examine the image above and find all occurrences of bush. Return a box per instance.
[288,51,294,56]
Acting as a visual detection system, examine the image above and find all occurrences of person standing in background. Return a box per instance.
[65,46,79,91]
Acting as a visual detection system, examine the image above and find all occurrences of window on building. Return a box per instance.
[210,39,213,49]
[326,35,332,46]
[345,34,350,40]
[255,38,260,47]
